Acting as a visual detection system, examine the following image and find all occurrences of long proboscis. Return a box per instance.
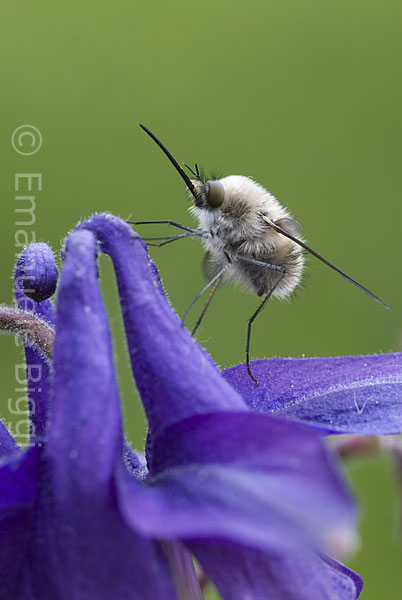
[139,124,198,201]
[269,219,390,310]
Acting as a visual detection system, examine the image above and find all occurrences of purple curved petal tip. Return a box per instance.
[49,229,123,492]
[75,214,246,449]
[18,228,178,599]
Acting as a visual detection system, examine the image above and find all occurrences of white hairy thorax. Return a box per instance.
[189,175,305,299]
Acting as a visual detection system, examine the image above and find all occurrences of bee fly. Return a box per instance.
[129,124,389,385]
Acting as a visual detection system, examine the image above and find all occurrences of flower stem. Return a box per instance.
[0,305,54,362]
[161,541,204,600]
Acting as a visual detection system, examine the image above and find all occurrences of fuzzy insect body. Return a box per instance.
[130,124,389,384]
[191,175,304,298]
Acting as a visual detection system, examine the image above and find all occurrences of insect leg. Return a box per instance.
[246,274,285,386]
[143,232,203,247]
[236,255,286,274]
[191,275,222,336]
[127,220,201,235]
[182,265,229,326]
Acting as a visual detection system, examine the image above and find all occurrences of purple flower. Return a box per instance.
[1,213,400,599]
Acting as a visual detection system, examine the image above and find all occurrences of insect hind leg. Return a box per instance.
[246,273,285,386]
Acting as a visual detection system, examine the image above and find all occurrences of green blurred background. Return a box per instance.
[0,1,401,597]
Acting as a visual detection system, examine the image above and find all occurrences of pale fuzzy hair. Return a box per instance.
[189,175,304,299]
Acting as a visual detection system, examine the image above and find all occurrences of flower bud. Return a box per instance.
[16,243,58,302]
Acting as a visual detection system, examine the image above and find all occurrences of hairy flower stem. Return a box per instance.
[161,541,204,600]
[0,305,54,362]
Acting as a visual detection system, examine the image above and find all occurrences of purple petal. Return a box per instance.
[75,214,246,446]
[116,412,355,556]
[18,229,178,599]
[0,446,39,512]
[48,229,123,493]
[0,421,19,459]
[0,447,40,599]
[14,243,57,442]
[190,542,363,600]
[223,355,402,434]
[18,489,177,600]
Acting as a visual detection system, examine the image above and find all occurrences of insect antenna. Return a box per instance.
[268,219,390,310]
[139,124,198,201]
[183,162,204,181]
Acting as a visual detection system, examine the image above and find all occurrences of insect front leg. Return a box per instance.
[127,220,205,247]
[127,219,203,235]
[142,233,204,247]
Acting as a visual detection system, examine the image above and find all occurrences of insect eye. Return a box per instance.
[206,180,225,208]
